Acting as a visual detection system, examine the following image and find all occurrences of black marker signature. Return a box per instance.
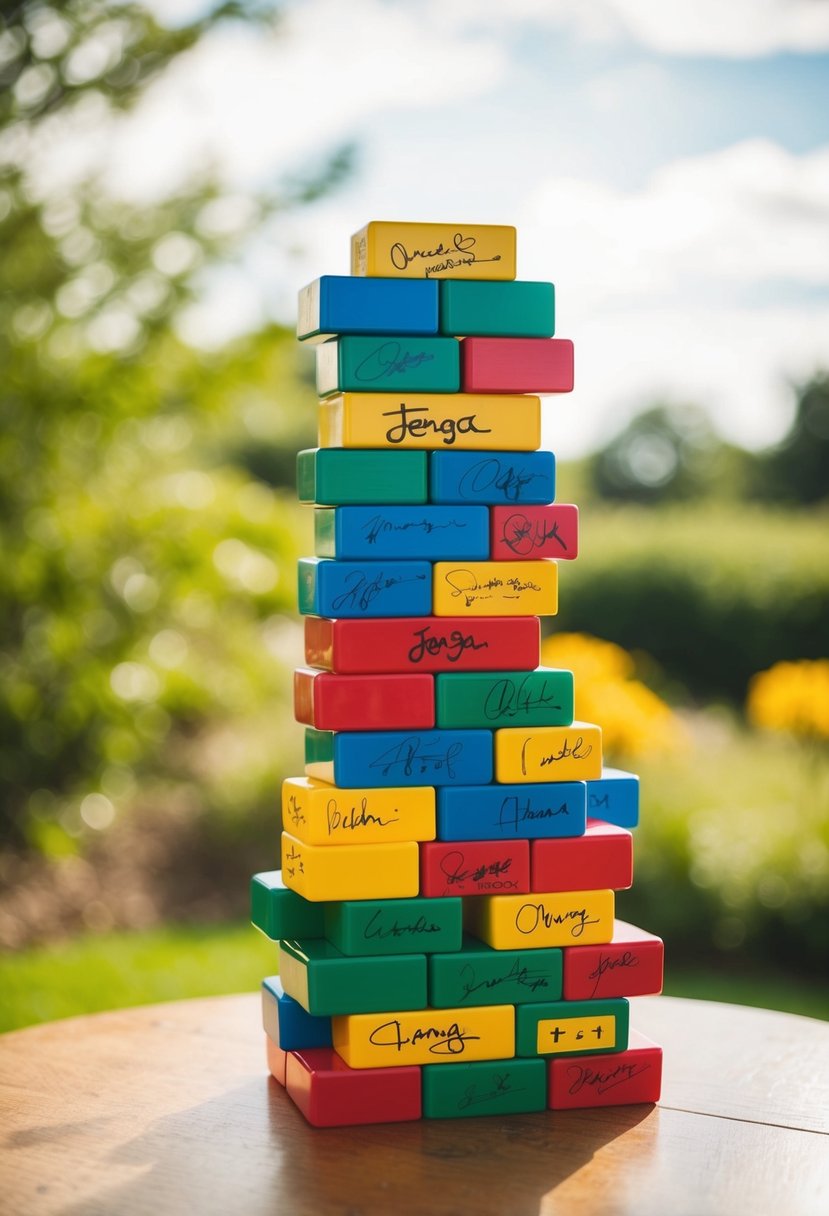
[369,1018,479,1056]
[457,457,543,503]
[501,512,569,556]
[483,675,563,721]
[330,568,426,613]
[407,625,488,665]
[515,901,600,939]
[354,340,435,383]
[368,734,464,779]
[389,232,502,278]
[383,403,491,446]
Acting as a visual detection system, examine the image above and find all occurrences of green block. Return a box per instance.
[516,998,629,1058]
[439,280,555,338]
[278,938,427,1016]
[316,335,460,396]
[429,936,562,1008]
[324,897,463,957]
[304,727,333,766]
[297,448,428,506]
[249,871,325,941]
[435,668,574,729]
[423,1058,547,1119]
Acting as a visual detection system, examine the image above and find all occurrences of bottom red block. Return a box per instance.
[548,1029,662,1109]
[284,1046,422,1127]
[266,1034,288,1087]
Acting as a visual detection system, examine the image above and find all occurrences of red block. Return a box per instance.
[285,1046,421,1127]
[461,337,574,394]
[490,504,578,562]
[531,820,632,894]
[266,1033,287,1087]
[304,615,540,674]
[562,919,664,1001]
[548,1029,662,1109]
[293,667,434,731]
[420,839,530,898]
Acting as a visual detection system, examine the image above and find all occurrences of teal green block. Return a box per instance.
[249,871,325,941]
[429,936,561,1008]
[324,897,463,957]
[279,938,427,1016]
[516,998,629,1058]
[304,727,333,768]
[440,281,555,338]
[423,1058,546,1119]
[435,668,574,729]
[297,449,428,506]
[316,336,460,395]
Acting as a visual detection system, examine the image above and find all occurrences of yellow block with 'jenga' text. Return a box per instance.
[351,221,517,281]
[465,889,615,951]
[281,777,435,847]
[433,561,557,618]
[281,831,419,902]
[318,393,540,452]
[332,1004,515,1069]
[495,721,602,782]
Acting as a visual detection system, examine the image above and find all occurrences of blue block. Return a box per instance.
[586,768,639,828]
[430,451,555,505]
[297,557,431,618]
[297,276,439,343]
[437,783,587,841]
[261,976,332,1050]
[310,729,493,788]
[314,506,489,561]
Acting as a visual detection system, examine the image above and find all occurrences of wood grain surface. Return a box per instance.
[1,994,827,1216]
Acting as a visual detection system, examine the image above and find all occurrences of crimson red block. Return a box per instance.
[293,667,434,731]
[304,615,540,674]
[285,1046,421,1127]
[490,504,579,562]
[531,820,632,894]
[562,919,664,1001]
[266,1033,287,1087]
[420,839,530,898]
[461,337,574,394]
[548,1029,662,1109]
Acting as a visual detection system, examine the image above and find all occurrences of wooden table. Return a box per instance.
[1,994,827,1216]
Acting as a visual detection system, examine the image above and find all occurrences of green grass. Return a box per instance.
[1,921,826,1034]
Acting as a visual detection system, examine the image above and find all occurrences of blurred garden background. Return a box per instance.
[1,0,828,1030]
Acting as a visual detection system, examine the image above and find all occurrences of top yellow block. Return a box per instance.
[351,221,517,281]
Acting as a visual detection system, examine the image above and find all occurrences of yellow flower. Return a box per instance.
[747,660,829,740]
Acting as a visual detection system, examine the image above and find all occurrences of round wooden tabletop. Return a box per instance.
[1,994,827,1216]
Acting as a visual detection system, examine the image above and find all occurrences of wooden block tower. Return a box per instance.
[250,220,665,1125]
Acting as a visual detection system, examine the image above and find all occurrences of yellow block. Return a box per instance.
[281,831,419,902]
[495,721,602,781]
[332,1004,515,1069]
[351,221,516,281]
[433,560,557,618]
[537,1014,616,1055]
[318,393,540,451]
[465,889,615,950]
[281,777,436,847]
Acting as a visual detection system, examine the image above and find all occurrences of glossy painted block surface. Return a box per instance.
[262,976,332,1051]
[465,888,615,951]
[281,831,419,901]
[428,937,562,1008]
[316,335,460,395]
[436,781,586,842]
[516,998,629,1058]
[249,870,325,940]
[495,721,602,782]
[562,919,664,1001]
[429,450,555,506]
[420,839,531,898]
[490,505,579,562]
[547,1029,662,1109]
[279,938,427,1016]
[440,281,555,338]
[423,1058,546,1119]
[297,276,438,343]
[297,448,427,506]
[318,393,541,451]
[304,615,540,675]
[297,557,431,618]
[266,1034,288,1086]
[304,728,493,789]
[587,768,640,829]
[286,1046,421,1127]
[462,337,574,393]
[324,896,462,957]
[314,505,489,561]
[531,821,633,894]
[435,667,574,729]
[332,1004,515,1069]
[351,221,516,281]
[281,777,436,847]
[293,668,435,732]
[433,560,558,618]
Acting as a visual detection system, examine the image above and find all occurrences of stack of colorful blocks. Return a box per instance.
[250,221,665,1127]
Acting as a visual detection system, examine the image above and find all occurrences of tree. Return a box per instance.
[751,373,829,505]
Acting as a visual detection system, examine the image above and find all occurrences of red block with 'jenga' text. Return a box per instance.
[531,820,632,894]
[562,919,664,1001]
[548,1029,662,1109]
[490,504,579,562]
[285,1046,421,1127]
